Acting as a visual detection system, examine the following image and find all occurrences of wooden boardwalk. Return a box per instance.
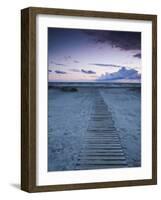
[76,91,127,170]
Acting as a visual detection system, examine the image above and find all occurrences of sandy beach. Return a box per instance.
[48,85,141,171]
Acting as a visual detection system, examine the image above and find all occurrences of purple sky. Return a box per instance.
[48,28,141,82]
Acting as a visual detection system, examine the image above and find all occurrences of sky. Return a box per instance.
[48,28,141,82]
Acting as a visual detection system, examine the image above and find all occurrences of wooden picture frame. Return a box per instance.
[21,7,157,192]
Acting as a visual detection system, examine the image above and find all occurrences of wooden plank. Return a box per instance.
[87,143,121,146]
[79,152,125,156]
[81,149,124,153]
[87,130,117,133]
[78,160,127,165]
[84,142,120,145]
[76,165,127,169]
[78,156,126,160]
[86,135,119,138]
[88,121,114,124]
[84,137,119,140]
[88,123,115,127]
[90,121,114,123]
[88,124,115,127]
[87,128,117,131]
[90,117,113,120]
[84,139,120,142]
[88,127,116,130]
[84,143,121,146]
[86,145,122,148]
[91,114,111,117]
[85,146,123,150]
[91,120,114,123]
[86,133,118,136]
[86,135,118,138]
[85,137,119,140]
[86,132,118,135]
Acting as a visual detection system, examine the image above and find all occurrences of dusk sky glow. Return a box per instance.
[48,28,141,82]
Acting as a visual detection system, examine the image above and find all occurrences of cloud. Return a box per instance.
[55,70,67,74]
[64,56,72,60]
[73,60,79,63]
[48,69,52,73]
[98,67,141,82]
[90,75,98,78]
[54,62,65,66]
[81,69,96,74]
[50,61,65,66]
[83,30,141,50]
[133,53,141,58]
[70,69,80,72]
[90,63,121,68]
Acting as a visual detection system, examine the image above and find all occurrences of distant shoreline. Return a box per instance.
[48,82,141,88]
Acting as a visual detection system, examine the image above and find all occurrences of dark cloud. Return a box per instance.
[90,63,121,68]
[50,61,65,66]
[64,56,72,60]
[73,60,79,63]
[55,70,67,74]
[133,53,141,58]
[54,62,65,66]
[81,69,96,74]
[83,30,141,51]
[98,67,141,81]
[48,69,52,73]
[70,69,80,72]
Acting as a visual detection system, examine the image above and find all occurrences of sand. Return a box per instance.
[48,86,141,171]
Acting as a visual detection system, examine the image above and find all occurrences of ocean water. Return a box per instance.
[48,82,141,88]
